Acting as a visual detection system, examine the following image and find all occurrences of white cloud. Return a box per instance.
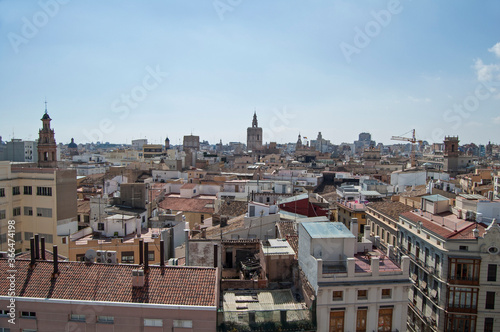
[489,42,500,58]
[473,58,500,82]
[493,116,500,124]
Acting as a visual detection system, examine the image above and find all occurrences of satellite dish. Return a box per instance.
[85,249,97,263]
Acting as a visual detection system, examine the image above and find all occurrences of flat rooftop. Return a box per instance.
[301,222,355,239]
[74,228,162,245]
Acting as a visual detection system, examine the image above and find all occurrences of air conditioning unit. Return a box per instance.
[96,250,106,263]
[106,251,117,264]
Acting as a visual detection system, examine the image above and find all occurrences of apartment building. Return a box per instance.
[0,254,218,331]
[398,200,500,331]
[337,200,367,235]
[298,221,411,332]
[0,161,77,257]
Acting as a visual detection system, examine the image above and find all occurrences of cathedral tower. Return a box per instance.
[246,112,263,151]
[37,102,58,168]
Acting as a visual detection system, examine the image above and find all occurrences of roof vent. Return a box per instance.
[132,269,145,287]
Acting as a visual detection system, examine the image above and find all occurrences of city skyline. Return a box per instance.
[1,1,500,145]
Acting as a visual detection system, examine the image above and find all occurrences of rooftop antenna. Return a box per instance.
[44,97,48,114]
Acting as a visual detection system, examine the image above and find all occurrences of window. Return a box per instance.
[356,308,367,332]
[332,291,343,301]
[23,186,32,195]
[24,207,33,216]
[0,188,5,197]
[486,291,495,309]
[12,186,20,195]
[459,245,468,251]
[24,232,33,241]
[21,311,36,318]
[148,251,155,261]
[36,208,52,218]
[448,258,480,284]
[122,251,134,263]
[144,319,163,327]
[487,264,497,282]
[70,314,85,322]
[36,186,52,196]
[98,223,104,231]
[378,307,393,331]
[448,287,478,311]
[173,320,193,328]
[0,310,8,316]
[13,207,21,216]
[357,290,367,300]
[97,316,114,324]
[76,254,85,262]
[484,317,494,332]
[381,289,392,299]
[446,313,476,332]
[0,210,5,220]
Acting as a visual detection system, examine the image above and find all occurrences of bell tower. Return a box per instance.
[37,101,58,168]
[246,111,263,152]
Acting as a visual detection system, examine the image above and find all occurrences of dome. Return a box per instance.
[68,138,77,148]
[42,112,51,120]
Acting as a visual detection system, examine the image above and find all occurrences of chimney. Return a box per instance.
[213,244,218,268]
[30,237,35,268]
[184,229,190,266]
[144,242,149,271]
[350,218,358,240]
[52,245,59,278]
[139,239,144,265]
[35,234,40,259]
[132,269,145,287]
[160,240,165,267]
[201,228,206,239]
[40,237,46,260]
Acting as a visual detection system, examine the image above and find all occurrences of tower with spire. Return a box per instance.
[247,111,263,152]
[37,101,58,168]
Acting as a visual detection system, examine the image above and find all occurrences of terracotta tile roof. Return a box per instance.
[77,200,90,214]
[218,200,248,217]
[193,214,246,239]
[368,201,413,221]
[277,222,298,256]
[181,183,198,189]
[400,211,486,239]
[0,259,217,307]
[159,196,214,214]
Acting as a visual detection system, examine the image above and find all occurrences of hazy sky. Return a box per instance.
[1,0,499,146]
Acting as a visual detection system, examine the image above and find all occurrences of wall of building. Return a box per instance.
[0,299,217,332]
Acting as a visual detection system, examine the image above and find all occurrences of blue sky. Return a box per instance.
[1,0,499,146]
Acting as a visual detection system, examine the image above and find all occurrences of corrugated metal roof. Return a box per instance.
[301,221,355,239]
[459,194,487,200]
[422,194,449,202]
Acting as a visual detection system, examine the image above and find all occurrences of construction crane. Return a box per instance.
[391,129,422,168]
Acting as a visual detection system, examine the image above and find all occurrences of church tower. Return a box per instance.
[165,136,170,150]
[246,111,263,151]
[37,102,58,168]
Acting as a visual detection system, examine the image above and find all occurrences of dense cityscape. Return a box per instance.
[1,1,500,332]
[0,109,499,331]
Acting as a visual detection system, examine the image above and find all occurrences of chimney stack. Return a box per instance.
[144,242,149,271]
[139,239,144,265]
[160,240,165,267]
[40,237,46,260]
[30,237,35,267]
[35,234,40,259]
[52,245,59,278]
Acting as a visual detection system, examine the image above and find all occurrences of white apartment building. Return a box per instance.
[298,221,411,332]
[399,197,500,331]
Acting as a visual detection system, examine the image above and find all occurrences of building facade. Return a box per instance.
[0,161,77,257]
[246,112,263,152]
